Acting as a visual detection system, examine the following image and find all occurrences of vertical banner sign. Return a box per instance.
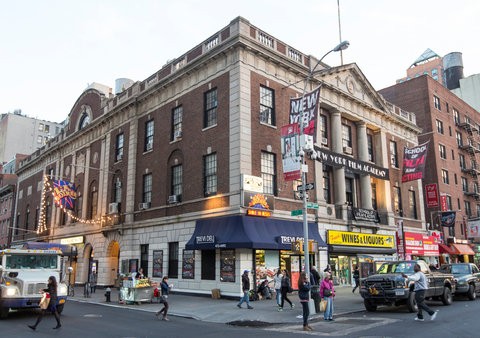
[52,180,77,210]
[441,211,456,227]
[289,87,320,139]
[425,183,439,208]
[281,124,301,181]
[440,194,448,211]
[402,142,429,182]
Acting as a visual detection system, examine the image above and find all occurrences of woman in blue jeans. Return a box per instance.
[320,273,335,321]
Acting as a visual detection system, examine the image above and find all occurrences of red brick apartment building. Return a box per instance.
[10,17,420,294]
[380,75,479,264]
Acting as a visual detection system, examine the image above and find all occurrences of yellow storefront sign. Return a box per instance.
[328,230,394,248]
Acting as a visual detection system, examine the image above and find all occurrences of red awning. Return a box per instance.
[451,243,475,255]
[438,243,456,255]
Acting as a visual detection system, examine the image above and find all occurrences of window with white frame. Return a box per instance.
[442,169,449,184]
[465,200,472,218]
[172,106,183,141]
[459,154,466,169]
[393,186,402,215]
[171,164,183,198]
[433,95,441,110]
[456,131,462,146]
[320,115,328,144]
[390,141,398,167]
[259,86,275,126]
[145,119,154,151]
[439,144,446,159]
[453,108,460,124]
[204,88,217,128]
[462,177,468,192]
[436,119,444,134]
[261,151,276,195]
[203,153,217,196]
[116,133,124,161]
[342,124,352,148]
[142,173,152,204]
[367,134,374,162]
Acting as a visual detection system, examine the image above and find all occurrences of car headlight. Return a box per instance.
[5,287,18,297]
[457,280,467,286]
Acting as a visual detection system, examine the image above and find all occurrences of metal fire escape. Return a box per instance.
[459,119,480,201]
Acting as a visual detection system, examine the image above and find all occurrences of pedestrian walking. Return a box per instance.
[298,271,312,331]
[237,270,253,309]
[278,269,294,311]
[273,269,283,307]
[352,265,360,293]
[310,266,321,313]
[320,272,335,321]
[155,276,172,321]
[28,276,62,331]
[402,263,439,321]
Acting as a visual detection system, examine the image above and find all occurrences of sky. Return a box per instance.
[1,0,479,123]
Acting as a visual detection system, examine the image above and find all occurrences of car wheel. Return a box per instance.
[467,284,476,301]
[407,291,418,313]
[441,287,453,305]
[364,299,377,312]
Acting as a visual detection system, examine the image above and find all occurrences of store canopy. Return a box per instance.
[185,215,326,250]
[22,241,77,256]
[451,243,475,255]
[438,244,456,255]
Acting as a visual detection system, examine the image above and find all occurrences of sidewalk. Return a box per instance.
[69,285,365,325]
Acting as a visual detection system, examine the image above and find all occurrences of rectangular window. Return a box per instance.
[390,141,398,167]
[323,169,331,203]
[259,86,275,125]
[38,123,44,131]
[433,95,441,110]
[44,125,50,133]
[371,183,377,210]
[393,186,402,215]
[436,119,444,134]
[367,134,374,162]
[465,201,472,218]
[168,242,179,279]
[37,135,43,144]
[204,153,217,196]
[261,151,276,195]
[345,177,354,206]
[145,119,154,151]
[442,169,449,184]
[201,249,216,280]
[408,190,417,219]
[142,173,152,203]
[320,115,328,145]
[439,144,446,159]
[456,131,463,146]
[172,164,183,198]
[204,88,218,128]
[172,106,183,141]
[453,108,460,124]
[460,154,466,169]
[116,133,124,161]
[462,177,468,192]
[341,124,352,148]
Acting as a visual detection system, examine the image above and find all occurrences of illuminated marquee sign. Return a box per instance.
[328,230,395,248]
[243,192,274,217]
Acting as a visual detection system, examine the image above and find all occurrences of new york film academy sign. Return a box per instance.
[313,147,389,180]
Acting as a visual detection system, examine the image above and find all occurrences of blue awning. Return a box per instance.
[185,215,326,250]
[22,242,77,256]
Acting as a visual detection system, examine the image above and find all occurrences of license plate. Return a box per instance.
[395,289,405,296]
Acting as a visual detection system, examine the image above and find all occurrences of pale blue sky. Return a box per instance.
[1,0,479,123]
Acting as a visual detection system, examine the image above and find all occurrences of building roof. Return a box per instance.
[410,48,441,67]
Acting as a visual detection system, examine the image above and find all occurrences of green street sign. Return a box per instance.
[307,202,319,209]
[291,209,303,216]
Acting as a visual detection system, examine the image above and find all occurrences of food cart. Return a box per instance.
[119,278,155,304]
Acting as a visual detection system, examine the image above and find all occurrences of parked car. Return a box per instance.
[360,260,455,312]
[439,263,480,300]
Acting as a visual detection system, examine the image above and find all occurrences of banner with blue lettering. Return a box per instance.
[402,142,429,182]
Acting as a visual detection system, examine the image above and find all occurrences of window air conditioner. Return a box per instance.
[174,130,182,139]
[168,195,178,204]
[138,202,150,210]
[117,154,123,161]
[108,202,119,214]
[146,140,153,151]
[321,137,328,145]
[343,146,353,154]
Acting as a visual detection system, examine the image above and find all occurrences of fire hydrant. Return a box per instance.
[105,287,111,302]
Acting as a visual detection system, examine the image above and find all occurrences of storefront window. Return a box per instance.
[255,250,279,287]
[220,249,235,283]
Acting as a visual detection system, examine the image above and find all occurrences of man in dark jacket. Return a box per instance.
[237,270,253,309]
[310,266,321,313]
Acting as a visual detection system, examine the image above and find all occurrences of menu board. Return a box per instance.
[152,250,163,278]
[220,249,235,283]
[182,250,195,279]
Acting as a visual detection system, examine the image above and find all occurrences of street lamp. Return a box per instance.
[299,40,349,311]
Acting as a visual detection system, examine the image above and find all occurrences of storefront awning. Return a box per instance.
[185,215,326,250]
[451,243,475,255]
[438,243,456,255]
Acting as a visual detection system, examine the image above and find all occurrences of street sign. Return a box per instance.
[291,209,303,216]
[307,202,319,209]
[297,183,315,191]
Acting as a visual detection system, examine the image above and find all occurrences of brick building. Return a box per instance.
[12,17,421,295]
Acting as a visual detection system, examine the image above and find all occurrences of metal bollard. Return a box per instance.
[105,287,111,302]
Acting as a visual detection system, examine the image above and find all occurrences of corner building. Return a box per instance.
[12,17,422,295]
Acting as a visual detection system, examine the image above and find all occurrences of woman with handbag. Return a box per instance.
[155,276,171,321]
[278,270,294,311]
[28,276,61,330]
[320,272,335,321]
